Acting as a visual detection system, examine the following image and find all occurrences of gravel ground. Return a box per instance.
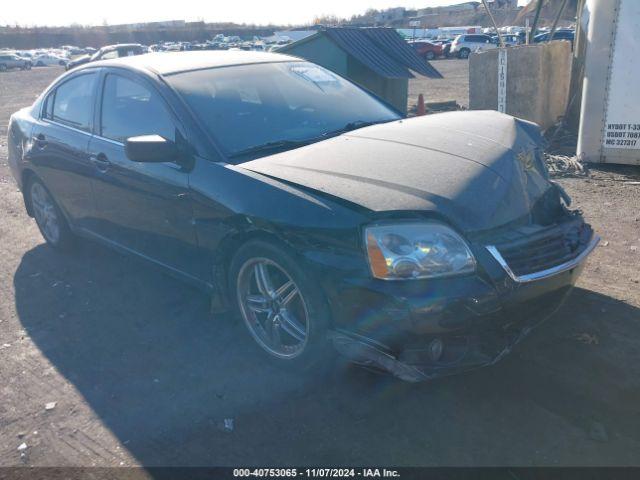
[409,58,469,110]
[1,65,640,468]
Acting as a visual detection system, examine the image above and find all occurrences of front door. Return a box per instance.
[87,71,200,277]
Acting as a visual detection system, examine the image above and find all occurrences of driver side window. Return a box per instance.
[100,74,176,143]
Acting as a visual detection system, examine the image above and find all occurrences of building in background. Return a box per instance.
[278,28,442,114]
[416,2,479,16]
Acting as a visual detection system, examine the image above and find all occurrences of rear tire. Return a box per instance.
[229,239,332,371]
[27,177,75,251]
[425,51,435,60]
[0,64,7,72]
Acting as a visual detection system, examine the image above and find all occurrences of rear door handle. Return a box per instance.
[89,153,111,172]
[34,133,47,149]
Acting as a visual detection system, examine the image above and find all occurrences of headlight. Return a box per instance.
[364,222,476,280]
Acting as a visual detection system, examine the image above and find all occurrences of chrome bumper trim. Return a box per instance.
[486,234,600,283]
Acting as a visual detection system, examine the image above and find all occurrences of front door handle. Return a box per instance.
[90,153,111,172]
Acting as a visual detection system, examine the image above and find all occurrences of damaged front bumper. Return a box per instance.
[324,227,599,382]
[330,287,570,382]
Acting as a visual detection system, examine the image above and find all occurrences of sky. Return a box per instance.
[0,0,532,28]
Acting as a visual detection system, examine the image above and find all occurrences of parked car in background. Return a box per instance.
[490,34,522,46]
[534,30,575,48]
[60,45,85,56]
[7,51,598,382]
[66,43,144,70]
[0,53,32,71]
[33,54,68,67]
[409,40,444,60]
[432,39,452,57]
[450,34,497,58]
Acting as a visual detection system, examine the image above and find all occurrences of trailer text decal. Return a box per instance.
[604,123,640,149]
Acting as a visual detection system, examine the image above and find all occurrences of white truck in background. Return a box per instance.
[578,0,640,165]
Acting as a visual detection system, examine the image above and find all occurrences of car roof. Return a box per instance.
[105,43,142,48]
[86,51,301,76]
[100,43,142,51]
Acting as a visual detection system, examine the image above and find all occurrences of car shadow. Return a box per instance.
[13,241,640,467]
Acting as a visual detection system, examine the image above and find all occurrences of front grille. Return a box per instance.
[491,221,593,277]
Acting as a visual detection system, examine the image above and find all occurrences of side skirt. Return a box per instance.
[74,226,214,294]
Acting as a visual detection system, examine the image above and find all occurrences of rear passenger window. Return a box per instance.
[46,73,97,131]
[100,74,176,143]
[44,93,54,119]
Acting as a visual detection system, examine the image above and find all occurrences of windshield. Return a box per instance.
[166,61,401,160]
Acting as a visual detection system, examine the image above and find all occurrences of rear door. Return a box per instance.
[465,35,482,51]
[87,69,200,276]
[29,71,99,229]
[472,35,490,51]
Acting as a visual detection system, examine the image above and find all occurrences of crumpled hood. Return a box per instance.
[240,111,552,232]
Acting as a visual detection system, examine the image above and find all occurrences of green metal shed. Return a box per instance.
[278,28,442,114]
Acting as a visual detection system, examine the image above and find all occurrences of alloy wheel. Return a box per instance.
[237,258,309,359]
[30,182,61,244]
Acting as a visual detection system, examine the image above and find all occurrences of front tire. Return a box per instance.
[28,177,75,251]
[0,64,7,72]
[229,239,331,370]
[425,51,435,60]
[458,48,470,59]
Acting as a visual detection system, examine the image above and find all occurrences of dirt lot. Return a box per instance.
[409,59,470,110]
[1,64,640,468]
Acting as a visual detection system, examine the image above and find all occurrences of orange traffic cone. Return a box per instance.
[416,94,426,116]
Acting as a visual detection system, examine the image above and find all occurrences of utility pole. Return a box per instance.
[528,0,545,44]
[481,0,505,47]
[547,0,570,41]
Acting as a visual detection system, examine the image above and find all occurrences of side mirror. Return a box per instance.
[125,135,179,163]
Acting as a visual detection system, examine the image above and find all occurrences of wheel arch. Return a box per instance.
[21,168,37,217]
[21,170,74,229]
[210,227,296,313]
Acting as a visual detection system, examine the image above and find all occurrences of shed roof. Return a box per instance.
[280,27,443,80]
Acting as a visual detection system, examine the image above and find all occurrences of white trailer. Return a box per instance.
[577,0,640,165]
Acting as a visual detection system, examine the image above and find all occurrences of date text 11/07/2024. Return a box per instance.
[233,469,401,478]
